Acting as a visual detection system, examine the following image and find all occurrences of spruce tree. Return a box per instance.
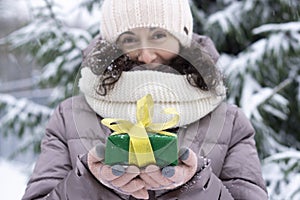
[190,0,300,198]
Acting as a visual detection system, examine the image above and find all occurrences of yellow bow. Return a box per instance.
[101,94,179,167]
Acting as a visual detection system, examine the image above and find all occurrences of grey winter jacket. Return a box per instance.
[22,95,268,200]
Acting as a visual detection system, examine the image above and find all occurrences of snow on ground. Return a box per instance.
[0,159,30,200]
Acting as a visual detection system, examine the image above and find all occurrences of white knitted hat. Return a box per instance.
[100,0,193,46]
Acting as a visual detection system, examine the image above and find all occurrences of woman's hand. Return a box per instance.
[86,144,149,199]
[140,147,198,190]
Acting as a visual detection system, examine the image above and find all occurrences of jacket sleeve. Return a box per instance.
[219,108,268,199]
[158,108,268,200]
[21,104,123,200]
[157,159,234,200]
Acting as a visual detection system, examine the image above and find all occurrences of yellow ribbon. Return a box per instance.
[101,94,179,167]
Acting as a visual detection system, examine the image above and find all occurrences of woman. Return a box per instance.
[22,0,268,199]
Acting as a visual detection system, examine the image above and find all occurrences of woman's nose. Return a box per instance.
[137,49,157,64]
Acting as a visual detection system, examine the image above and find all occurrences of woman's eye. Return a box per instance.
[121,37,138,44]
[152,32,167,40]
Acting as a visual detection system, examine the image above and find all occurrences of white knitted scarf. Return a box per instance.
[79,67,226,127]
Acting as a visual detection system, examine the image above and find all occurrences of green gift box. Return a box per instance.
[105,133,178,167]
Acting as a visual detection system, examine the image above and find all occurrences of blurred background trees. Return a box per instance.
[0,0,299,199]
[190,1,300,198]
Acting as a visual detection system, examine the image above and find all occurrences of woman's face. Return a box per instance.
[116,27,180,66]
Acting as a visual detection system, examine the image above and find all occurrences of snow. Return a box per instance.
[27,0,102,29]
[232,39,266,73]
[253,22,300,34]
[0,94,52,118]
[67,27,93,49]
[207,2,243,33]
[1,0,101,31]
[0,0,30,20]
[41,57,63,79]
[252,22,300,58]
[64,56,82,73]
[0,159,29,200]
[263,150,300,200]
[238,74,288,121]
[217,54,233,71]
[264,150,300,162]
[263,105,287,120]
[66,49,82,62]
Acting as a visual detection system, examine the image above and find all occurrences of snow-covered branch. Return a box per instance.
[0,94,52,136]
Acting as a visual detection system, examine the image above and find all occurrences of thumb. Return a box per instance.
[178,147,197,167]
[89,143,105,161]
[132,188,149,200]
[161,148,197,184]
